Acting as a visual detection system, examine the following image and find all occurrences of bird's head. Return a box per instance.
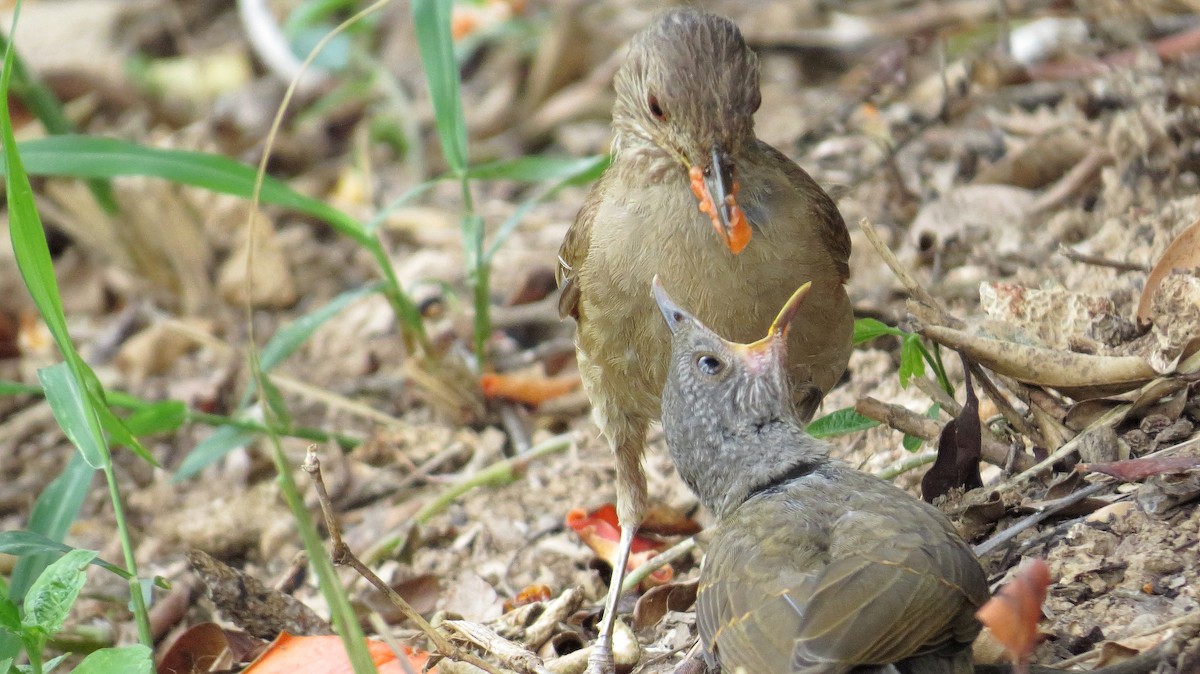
[613,9,761,255]
[653,276,809,434]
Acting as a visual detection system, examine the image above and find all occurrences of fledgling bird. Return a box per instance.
[556,9,853,671]
[653,277,989,674]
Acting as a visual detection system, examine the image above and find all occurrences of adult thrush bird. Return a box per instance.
[653,278,989,674]
[556,9,853,671]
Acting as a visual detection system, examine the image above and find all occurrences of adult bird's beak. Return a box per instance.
[730,282,811,370]
[688,145,752,255]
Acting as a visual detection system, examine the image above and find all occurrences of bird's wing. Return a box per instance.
[697,512,847,674]
[787,510,985,670]
[757,141,851,282]
[556,175,605,320]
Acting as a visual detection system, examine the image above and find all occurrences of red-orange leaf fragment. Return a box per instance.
[1077,455,1200,482]
[504,584,553,612]
[243,633,435,674]
[976,558,1050,671]
[480,372,580,406]
[566,505,674,588]
[688,165,751,255]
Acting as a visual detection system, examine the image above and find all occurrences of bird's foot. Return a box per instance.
[583,640,615,674]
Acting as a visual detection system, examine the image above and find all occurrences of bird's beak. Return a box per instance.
[651,275,693,335]
[688,145,752,255]
[730,282,811,368]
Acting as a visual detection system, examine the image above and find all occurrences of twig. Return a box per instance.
[973,481,1109,557]
[857,396,941,440]
[620,537,697,594]
[858,218,954,325]
[413,434,573,523]
[911,376,960,416]
[303,448,507,674]
[857,396,1034,471]
[1030,148,1113,214]
[876,452,938,481]
[1057,244,1149,273]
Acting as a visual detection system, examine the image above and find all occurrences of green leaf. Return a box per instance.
[0,532,129,580]
[40,654,67,673]
[1,136,368,245]
[0,595,19,634]
[21,549,96,636]
[261,285,378,372]
[174,425,256,482]
[121,400,187,437]
[806,407,880,438]
[8,455,95,600]
[852,317,902,345]
[898,336,926,388]
[412,0,468,172]
[36,365,105,469]
[93,403,158,466]
[71,645,153,674]
[902,433,922,452]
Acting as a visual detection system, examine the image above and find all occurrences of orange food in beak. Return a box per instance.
[689,165,752,255]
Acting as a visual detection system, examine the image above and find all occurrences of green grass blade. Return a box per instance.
[412,0,467,172]
[2,136,369,245]
[466,155,607,182]
[36,365,105,468]
[174,425,257,482]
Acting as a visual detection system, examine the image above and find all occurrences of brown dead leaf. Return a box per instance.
[218,213,297,309]
[1137,216,1200,325]
[922,356,982,502]
[159,622,263,674]
[632,579,698,633]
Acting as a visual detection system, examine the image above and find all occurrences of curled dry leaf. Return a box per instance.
[918,324,1156,398]
[480,372,581,406]
[1137,216,1200,325]
[1076,456,1200,482]
[565,504,674,589]
[975,558,1050,669]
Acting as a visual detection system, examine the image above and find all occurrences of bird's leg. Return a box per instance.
[586,430,648,674]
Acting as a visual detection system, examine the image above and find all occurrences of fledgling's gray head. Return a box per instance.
[653,277,825,518]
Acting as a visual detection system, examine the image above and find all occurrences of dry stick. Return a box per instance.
[303,448,509,674]
[620,537,698,595]
[856,396,1035,471]
[1057,244,1149,273]
[858,218,950,325]
[972,481,1110,557]
[877,452,939,481]
[911,376,961,416]
[1029,148,1113,214]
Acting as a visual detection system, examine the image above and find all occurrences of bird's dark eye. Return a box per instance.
[647,94,666,120]
[695,354,724,376]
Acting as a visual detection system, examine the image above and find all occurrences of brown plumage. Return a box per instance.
[653,279,989,674]
[556,9,853,672]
